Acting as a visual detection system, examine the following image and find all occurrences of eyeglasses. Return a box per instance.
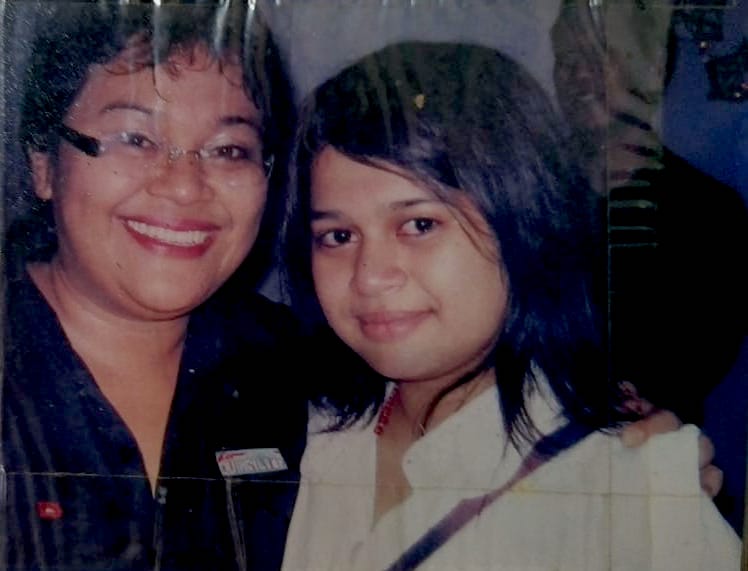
[56,123,274,184]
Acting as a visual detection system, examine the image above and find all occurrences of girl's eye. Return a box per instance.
[399,217,438,236]
[314,229,355,248]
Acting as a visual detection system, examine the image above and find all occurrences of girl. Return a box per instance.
[280,42,739,570]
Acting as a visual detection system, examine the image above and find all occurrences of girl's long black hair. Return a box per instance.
[282,42,617,445]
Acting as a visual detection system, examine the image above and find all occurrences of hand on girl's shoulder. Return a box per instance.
[610,424,740,570]
[622,409,722,498]
[618,382,721,498]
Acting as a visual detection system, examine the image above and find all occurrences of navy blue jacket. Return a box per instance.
[1,272,307,570]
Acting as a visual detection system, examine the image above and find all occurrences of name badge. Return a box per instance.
[215,448,288,477]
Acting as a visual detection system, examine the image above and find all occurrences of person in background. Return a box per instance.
[661,0,748,535]
[1,3,304,570]
[552,0,745,510]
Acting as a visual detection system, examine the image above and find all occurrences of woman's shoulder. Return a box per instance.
[4,266,66,359]
[196,288,301,349]
[212,287,298,325]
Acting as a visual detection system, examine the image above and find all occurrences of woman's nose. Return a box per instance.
[146,150,211,204]
[352,240,406,296]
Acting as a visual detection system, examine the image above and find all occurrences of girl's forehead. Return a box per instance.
[310,149,437,205]
[310,148,498,253]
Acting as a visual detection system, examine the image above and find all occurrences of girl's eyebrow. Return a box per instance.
[311,198,443,221]
[310,209,342,221]
[389,198,442,210]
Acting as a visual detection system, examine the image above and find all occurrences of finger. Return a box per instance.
[698,434,716,469]
[700,465,724,499]
[616,382,656,417]
[621,409,682,448]
[618,395,656,417]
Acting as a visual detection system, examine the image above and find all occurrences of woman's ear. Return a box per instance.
[29,151,54,201]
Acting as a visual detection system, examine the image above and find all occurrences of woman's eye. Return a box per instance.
[208,144,257,162]
[314,229,355,248]
[118,132,157,150]
[399,217,438,236]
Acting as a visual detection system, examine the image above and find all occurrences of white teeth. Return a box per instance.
[125,220,210,247]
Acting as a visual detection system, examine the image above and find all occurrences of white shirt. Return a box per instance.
[282,383,740,571]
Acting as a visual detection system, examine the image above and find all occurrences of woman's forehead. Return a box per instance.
[65,49,255,126]
[104,39,242,81]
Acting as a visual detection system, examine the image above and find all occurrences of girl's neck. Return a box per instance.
[372,369,496,524]
[395,368,496,437]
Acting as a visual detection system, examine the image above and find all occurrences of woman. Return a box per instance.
[1,3,304,570]
[280,42,740,570]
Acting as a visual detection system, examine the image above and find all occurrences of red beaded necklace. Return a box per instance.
[373,386,401,435]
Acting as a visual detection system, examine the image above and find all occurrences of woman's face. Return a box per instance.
[31,47,268,320]
[310,147,508,390]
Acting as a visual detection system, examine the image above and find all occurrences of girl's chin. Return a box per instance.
[361,357,441,385]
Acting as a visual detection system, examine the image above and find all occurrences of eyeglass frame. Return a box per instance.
[55,123,275,179]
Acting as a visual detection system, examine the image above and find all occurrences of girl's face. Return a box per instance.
[310,147,508,390]
[30,47,268,321]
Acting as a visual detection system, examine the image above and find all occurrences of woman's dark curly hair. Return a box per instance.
[6,1,293,288]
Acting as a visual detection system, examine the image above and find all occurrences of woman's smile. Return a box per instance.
[122,217,218,258]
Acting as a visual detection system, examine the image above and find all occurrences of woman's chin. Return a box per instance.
[122,283,212,321]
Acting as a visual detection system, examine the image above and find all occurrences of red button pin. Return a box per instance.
[36,501,63,520]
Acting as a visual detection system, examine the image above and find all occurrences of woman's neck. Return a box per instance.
[28,261,187,494]
[28,261,188,366]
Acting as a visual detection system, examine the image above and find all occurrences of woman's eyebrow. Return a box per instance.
[99,102,153,116]
[96,106,261,134]
[220,115,262,132]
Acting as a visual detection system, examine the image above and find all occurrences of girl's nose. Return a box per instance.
[351,240,406,296]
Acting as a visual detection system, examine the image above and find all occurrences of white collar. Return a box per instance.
[303,373,567,492]
[401,377,565,493]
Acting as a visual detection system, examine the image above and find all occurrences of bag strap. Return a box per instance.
[384,422,594,571]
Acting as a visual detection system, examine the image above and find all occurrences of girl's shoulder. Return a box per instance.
[606,424,702,495]
[525,424,740,570]
[300,408,376,484]
[530,424,704,495]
